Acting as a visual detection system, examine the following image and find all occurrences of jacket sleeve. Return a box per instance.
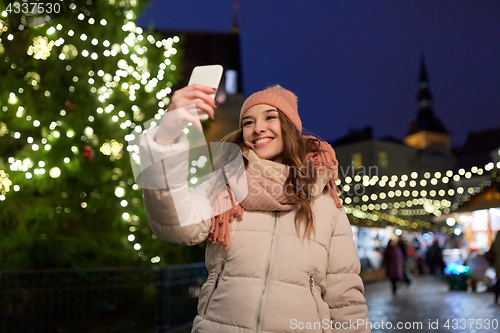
[322,208,371,333]
[139,127,212,246]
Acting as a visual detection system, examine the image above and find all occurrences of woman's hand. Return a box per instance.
[156,85,217,146]
[167,84,217,118]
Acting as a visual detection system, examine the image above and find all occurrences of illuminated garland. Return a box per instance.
[337,162,500,233]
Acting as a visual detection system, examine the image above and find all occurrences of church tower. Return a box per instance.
[404,54,450,150]
[231,0,240,33]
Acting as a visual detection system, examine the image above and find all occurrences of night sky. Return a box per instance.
[137,0,500,149]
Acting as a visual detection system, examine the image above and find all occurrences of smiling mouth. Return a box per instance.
[253,137,274,147]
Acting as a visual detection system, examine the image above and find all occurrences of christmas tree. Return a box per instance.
[0,0,203,269]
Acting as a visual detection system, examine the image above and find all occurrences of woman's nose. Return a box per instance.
[254,120,266,133]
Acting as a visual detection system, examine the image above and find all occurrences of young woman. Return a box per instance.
[140,84,370,332]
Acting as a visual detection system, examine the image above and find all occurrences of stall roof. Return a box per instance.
[455,180,500,212]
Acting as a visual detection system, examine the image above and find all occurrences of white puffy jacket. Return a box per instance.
[140,127,370,332]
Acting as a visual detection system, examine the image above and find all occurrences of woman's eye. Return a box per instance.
[242,121,253,126]
[266,116,277,120]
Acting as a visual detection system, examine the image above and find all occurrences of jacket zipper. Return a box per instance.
[254,212,278,333]
[310,275,324,333]
[203,262,225,315]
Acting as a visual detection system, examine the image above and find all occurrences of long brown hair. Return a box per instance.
[208,110,325,241]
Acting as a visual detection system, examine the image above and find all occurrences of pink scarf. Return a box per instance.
[207,139,342,250]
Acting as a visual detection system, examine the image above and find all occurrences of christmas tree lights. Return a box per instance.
[0,0,184,269]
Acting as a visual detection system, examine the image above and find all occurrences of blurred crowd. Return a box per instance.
[357,228,499,302]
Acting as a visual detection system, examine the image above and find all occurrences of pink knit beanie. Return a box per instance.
[237,85,343,210]
[240,87,302,133]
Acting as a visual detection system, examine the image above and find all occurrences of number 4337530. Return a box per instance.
[6,2,61,14]
[443,319,498,330]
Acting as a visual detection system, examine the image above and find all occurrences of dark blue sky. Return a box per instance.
[137,0,500,148]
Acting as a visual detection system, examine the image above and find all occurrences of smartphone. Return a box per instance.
[187,65,224,121]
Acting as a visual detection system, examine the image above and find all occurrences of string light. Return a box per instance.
[0,170,13,195]
[99,139,123,162]
[336,159,500,231]
[27,36,55,60]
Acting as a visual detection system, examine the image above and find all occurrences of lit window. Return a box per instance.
[378,151,388,168]
[352,153,362,169]
[225,70,238,95]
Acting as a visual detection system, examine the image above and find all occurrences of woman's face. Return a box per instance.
[242,104,284,162]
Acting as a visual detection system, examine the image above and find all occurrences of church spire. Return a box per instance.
[404,51,450,150]
[417,53,433,114]
[231,0,240,33]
